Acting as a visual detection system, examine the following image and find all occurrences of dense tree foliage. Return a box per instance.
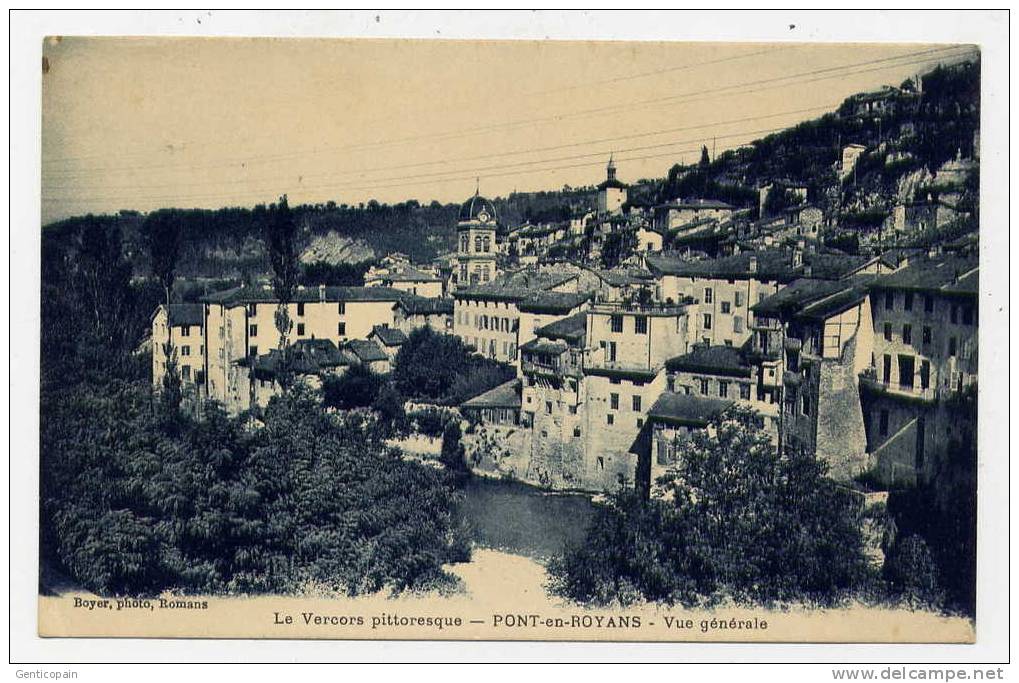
[392,327,516,405]
[300,260,373,287]
[548,408,872,606]
[41,384,470,595]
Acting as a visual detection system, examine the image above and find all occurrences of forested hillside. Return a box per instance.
[41,60,979,277]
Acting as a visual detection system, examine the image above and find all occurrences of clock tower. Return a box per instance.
[455,186,499,288]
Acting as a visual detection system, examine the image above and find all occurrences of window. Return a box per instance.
[606,414,614,425]
[573,426,581,438]
[883,323,892,341]
[632,395,641,411]
[703,313,712,330]
[902,324,912,345]
[739,384,751,400]
[924,295,934,313]
[920,360,930,389]
[247,303,257,316]
[181,325,191,337]
[610,315,623,333]
[249,324,257,337]
[483,236,491,252]
[181,345,191,356]
[734,291,744,307]
[634,316,648,334]
[885,291,894,311]
[879,410,889,437]
[610,393,619,410]
[337,322,346,336]
[948,337,957,357]
[724,339,733,347]
[699,378,709,395]
[898,355,914,388]
[545,401,552,415]
[704,287,713,304]
[719,381,729,398]
[249,345,258,357]
[733,316,744,334]
[882,354,892,383]
[338,302,346,315]
[296,323,306,336]
[610,377,621,385]
[569,405,577,415]
[297,302,305,316]
[721,301,731,314]
[922,326,932,345]
[904,292,914,312]
[636,418,644,429]
[474,236,482,252]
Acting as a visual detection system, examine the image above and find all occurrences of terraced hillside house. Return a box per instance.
[580,298,695,490]
[751,277,877,481]
[453,268,581,363]
[859,255,978,486]
[648,249,894,349]
[597,155,627,217]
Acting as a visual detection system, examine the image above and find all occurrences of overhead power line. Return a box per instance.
[42,44,973,180]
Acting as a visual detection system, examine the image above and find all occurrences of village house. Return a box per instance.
[152,284,411,414]
[652,199,734,233]
[840,143,868,180]
[858,255,978,486]
[392,295,453,335]
[758,179,809,218]
[236,338,357,411]
[363,261,444,298]
[151,302,206,387]
[452,268,581,363]
[368,325,409,360]
[750,277,877,481]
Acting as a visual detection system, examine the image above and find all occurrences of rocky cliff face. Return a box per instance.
[299,231,377,265]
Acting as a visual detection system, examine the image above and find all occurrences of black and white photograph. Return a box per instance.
[9,9,1010,667]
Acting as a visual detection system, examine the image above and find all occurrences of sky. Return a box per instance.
[40,37,978,224]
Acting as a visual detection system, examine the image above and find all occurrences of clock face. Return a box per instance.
[477,210,490,223]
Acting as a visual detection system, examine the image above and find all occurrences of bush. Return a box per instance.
[393,327,515,405]
[408,408,448,438]
[321,363,382,410]
[548,407,872,607]
[883,535,942,607]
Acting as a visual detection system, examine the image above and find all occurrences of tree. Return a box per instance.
[883,535,942,607]
[321,363,383,410]
[263,195,301,387]
[549,407,871,606]
[698,145,711,170]
[143,210,185,416]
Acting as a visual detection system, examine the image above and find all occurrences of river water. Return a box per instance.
[460,476,598,561]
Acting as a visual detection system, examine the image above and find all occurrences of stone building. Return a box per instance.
[859,256,978,485]
[151,302,206,386]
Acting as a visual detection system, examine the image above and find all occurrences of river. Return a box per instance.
[459,476,598,561]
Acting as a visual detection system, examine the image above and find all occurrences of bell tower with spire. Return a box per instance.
[597,154,627,217]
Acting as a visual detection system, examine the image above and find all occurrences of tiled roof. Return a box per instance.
[535,311,587,344]
[250,339,356,378]
[395,296,454,315]
[519,337,569,355]
[658,199,735,210]
[517,290,592,314]
[646,250,876,283]
[460,379,521,409]
[665,345,751,378]
[591,267,655,287]
[370,325,408,347]
[203,285,412,306]
[454,269,578,302]
[344,339,389,363]
[374,265,442,283]
[870,256,978,296]
[167,303,204,327]
[647,392,733,427]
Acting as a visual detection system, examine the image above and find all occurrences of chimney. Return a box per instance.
[749,256,758,274]
[319,283,326,301]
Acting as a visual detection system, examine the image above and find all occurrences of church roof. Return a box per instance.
[458,192,498,224]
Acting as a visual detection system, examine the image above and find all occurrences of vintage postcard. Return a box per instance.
[36,32,984,644]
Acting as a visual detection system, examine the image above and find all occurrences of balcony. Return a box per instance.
[588,300,690,317]
[858,369,937,403]
[582,349,657,378]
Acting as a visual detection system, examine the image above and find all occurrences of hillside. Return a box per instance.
[41,59,979,278]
